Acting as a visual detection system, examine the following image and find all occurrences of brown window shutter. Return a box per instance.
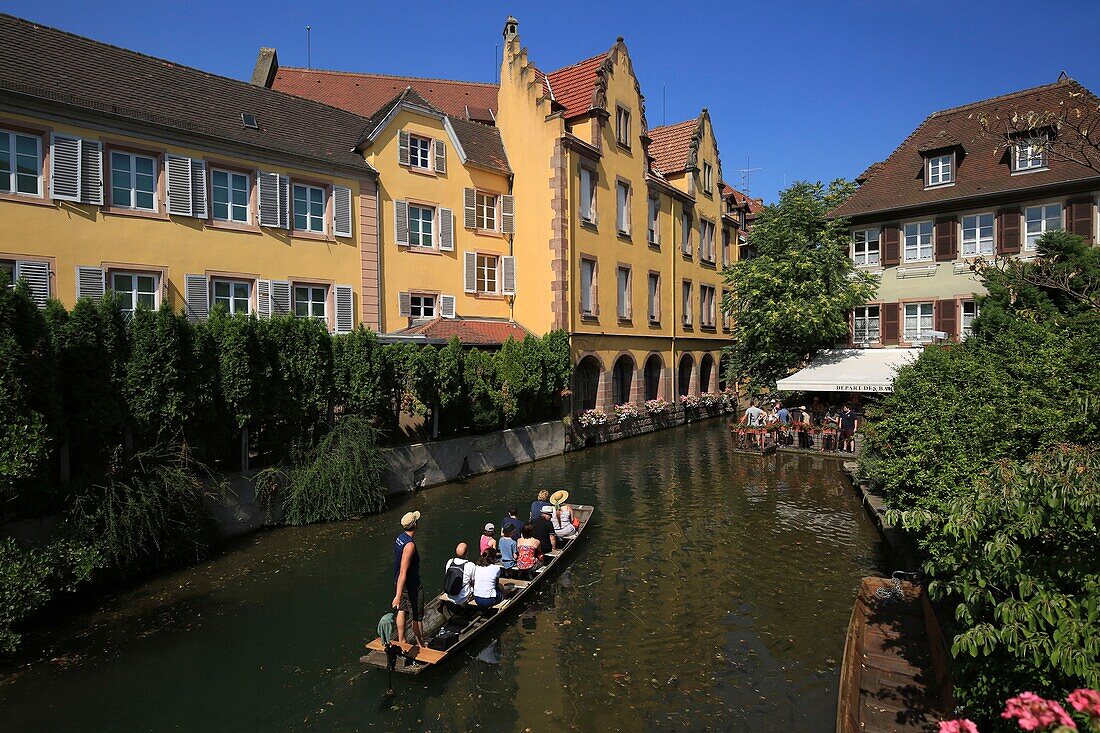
[934,299,957,340]
[934,217,957,261]
[996,208,1021,254]
[1067,198,1094,243]
[881,302,900,345]
[881,224,901,266]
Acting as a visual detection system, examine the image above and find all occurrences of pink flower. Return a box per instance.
[1067,689,1100,718]
[939,719,980,733]
[1002,692,1077,731]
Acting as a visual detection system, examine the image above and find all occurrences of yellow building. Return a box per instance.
[0,14,379,333]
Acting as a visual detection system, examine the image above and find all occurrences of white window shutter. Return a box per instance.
[398,291,411,317]
[184,274,209,321]
[438,208,454,251]
[271,280,292,315]
[434,139,446,173]
[463,187,476,229]
[50,134,81,202]
[15,261,50,307]
[79,140,103,205]
[75,266,105,301]
[502,256,516,296]
[501,194,515,234]
[333,185,353,237]
[256,279,272,318]
[278,175,290,229]
[258,171,280,227]
[334,284,354,333]
[464,252,477,293]
[394,200,409,245]
[440,294,456,319]
[190,159,208,218]
[165,154,193,216]
[398,130,410,166]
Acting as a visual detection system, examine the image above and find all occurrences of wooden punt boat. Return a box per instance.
[836,576,955,733]
[361,504,595,675]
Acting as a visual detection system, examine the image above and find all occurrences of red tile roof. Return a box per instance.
[831,78,1100,220]
[545,52,606,119]
[391,318,530,346]
[648,119,698,174]
[722,184,765,215]
[270,67,498,121]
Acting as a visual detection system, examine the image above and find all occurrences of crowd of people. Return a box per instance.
[736,396,863,453]
[389,490,581,648]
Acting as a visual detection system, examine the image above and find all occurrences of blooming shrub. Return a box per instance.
[575,409,608,428]
[680,394,701,408]
[644,398,670,414]
[612,402,641,422]
[938,689,1100,733]
[700,392,726,408]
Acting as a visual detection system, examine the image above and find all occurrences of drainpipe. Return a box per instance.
[508,172,515,323]
[670,195,678,411]
[375,178,385,333]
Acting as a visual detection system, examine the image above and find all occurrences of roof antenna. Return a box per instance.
[306,25,312,69]
[662,83,666,126]
[1058,69,1068,80]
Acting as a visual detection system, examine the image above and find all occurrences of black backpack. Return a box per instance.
[444,559,468,595]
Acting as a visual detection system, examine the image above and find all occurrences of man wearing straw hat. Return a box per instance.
[391,511,425,648]
[548,490,578,541]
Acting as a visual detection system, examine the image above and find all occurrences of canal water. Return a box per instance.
[0,420,884,732]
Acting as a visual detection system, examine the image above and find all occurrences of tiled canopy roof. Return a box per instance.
[648,119,698,174]
[831,78,1100,219]
[0,14,375,173]
[391,318,530,346]
[270,67,498,121]
[722,184,764,215]
[545,52,606,119]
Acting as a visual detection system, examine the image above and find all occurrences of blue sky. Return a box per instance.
[9,0,1100,203]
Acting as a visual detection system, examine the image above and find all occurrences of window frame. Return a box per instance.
[109,270,160,315]
[615,105,631,148]
[580,256,597,317]
[407,202,437,249]
[681,279,693,327]
[293,283,328,321]
[211,167,251,224]
[961,211,995,257]
[902,301,935,343]
[0,128,43,198]
[408,134,432,171]
[110,149,158,212]
[721,288,732,331]
[902,220,934,262]
[699,284,717,328]
[615,264,632,321]
[702,161,713,195]
[211,278,252,315]
[961,300,979,338]
[700,218,716,263]
[926,153,954,187]
[579,166,597,225]
[647,193,660,245]
[292,182,327,234]
[616,179,631,236]
[647,271,660,324]
[475,252,501,295]
[681,209,693,256]
[409,292,437,320]
[1013,139,1048,172]
[1024,201,1063,251]
[475,190,499,232]
[852,304,881,345]
[852,228,881,267]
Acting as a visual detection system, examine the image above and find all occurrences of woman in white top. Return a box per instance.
[549,490,577,539]
[472,549,504,607]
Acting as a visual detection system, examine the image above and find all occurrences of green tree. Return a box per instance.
[332,326,388,423]
[125,304,194,443]
[721,180,877,392]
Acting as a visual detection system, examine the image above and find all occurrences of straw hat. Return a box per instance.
[400,511,421,529]
[549,490,569,506]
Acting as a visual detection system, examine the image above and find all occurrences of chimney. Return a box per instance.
[251,47,279,88]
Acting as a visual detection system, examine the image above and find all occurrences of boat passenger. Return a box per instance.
[472,548,505,607]
[549,490,577,540]
[531,504,557,554]
[515,523,543,579]
[391,511,426,647]
[499,508,523,540]
[443,542,476,605]
[480,524,497,555]
[499,525,518,577]
[530,490,550,521]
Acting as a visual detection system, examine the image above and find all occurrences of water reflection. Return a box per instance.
[0,421,883,732]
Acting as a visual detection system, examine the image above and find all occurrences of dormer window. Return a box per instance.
[1013,140,1048,172]
[926,153,954,187]
[615,105,631,148]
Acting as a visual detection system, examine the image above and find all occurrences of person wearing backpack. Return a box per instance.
[443,542,475,606]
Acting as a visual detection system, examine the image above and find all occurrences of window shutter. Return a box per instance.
[394,200,409,245]
[333,185,353,237]
[14,261,50,307]
[398,130,410,167]
[398,291,412,317]
[438,208,454,251]
[434,139,446,173]
[49,134,81,202]
[334,284,354,333]
[271,280,292,315]
[501,194,514,234]
[258,171,280,227]
[257,279,272,318]
[79,140,103,205]
[1067,198,1094,243]
[698,222,705,258]
[502,256,516,296]
[881,302,900,345]
[165,154,193,216]
[184,274,209,321]
[935,299,957,340]
[278,175,290,229]
[996,208,1021,254]
[463,188,476,229]
[934,217,957,262]
[440,294,456,319]
[75,266,105,301]
[464,251,477,293]
[190,159,207,218]
[881,224,901,266]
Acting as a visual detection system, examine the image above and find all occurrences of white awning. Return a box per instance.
[775,348,923,393]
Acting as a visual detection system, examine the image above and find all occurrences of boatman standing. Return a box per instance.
[392,511,425,648]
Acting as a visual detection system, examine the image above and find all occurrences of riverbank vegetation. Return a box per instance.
[860,230,1100,728]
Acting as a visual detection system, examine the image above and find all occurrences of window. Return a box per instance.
[294,285,327,320]
[647,272,660,323]
[700,285,716,327]
[0,259,13,285]
[853,305,880,344]
[615,106,630,147]
[110,151,156,211]
[903,302,934,342]
[476,191,497,231]
[212,279,251,315]
[700,220,716,262]
[580,258,596,315]
[579,168,596,223]
[616,181,631,235]
[647,195,659,244]
[903,221,933,262]
[961,213,994,257]
[111,272,158,315]
[293,184,326,233]
[722,228,731,266]
[0,130,41,196]
[852,228,880,266]
[408,204,435,247]
[681,281,693,326]
[1024,203,1062,250]
[702,162,713,194]
[926,154,953,186]
[681,211,693,255]
[722,288,732,330]
[961,301,979,338]
[212,169,249,223]
[409,135,431,170]
[476,253,499,294]
[615,266,632,320]
[1014,140,1047,171]
[410,293,436,319]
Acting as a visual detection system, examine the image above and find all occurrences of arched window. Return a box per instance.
[678,354,694,398]
[573,356,601,411]
[643,354,663,401]
[611,355,635,405]
[699,354,714,394]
